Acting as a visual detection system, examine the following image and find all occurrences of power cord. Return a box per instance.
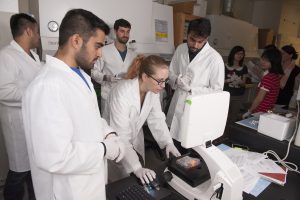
[210,183,223,200]
[263,101,300,174]
[216,183,224,199]
[210,190,217,200]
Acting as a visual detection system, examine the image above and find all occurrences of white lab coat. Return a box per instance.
[166,42,224,139]
[104,78,173,181]
[0,40,41,172]
[91,43,136,112]
[22,55,114,200]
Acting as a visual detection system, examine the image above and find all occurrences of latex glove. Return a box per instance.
[165,143,181,159]
[133,167,156,184]
[103,74,119,82]
[242,110,251,119]
[102,136,125,162]
[176,74,191,92]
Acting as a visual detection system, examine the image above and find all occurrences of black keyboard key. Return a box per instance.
[116,184,155,200]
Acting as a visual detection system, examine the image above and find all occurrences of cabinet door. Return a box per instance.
[173,12,200,47]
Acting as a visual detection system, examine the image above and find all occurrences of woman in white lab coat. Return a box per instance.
[105,55,181,184]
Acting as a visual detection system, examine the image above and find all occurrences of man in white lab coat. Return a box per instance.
[91,18,137,114]
[0,13,41,200]
[166,18,224,140]
[22,9,125,200]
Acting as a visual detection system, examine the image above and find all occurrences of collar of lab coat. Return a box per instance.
[109,43,131,63]
[188,42,211,65]
[10,40,25,53]
[45,55,94,96]
[131,78,151,118]
[10,40,40,63]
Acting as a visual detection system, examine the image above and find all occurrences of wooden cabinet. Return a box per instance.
[173,12,200,47]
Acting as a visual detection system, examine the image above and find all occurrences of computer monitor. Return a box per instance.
[176,91,230,148]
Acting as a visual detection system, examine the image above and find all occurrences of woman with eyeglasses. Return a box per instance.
[224,46,248,123]
[103,55,180,184]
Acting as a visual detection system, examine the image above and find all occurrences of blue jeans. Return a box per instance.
[4,170,35,200]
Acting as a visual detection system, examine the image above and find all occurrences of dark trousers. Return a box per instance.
[4,170,35,200]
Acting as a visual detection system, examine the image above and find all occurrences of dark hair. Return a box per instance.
[114,18,131,31]
[281,45,298,60]
[228,46,245,66]
[187,18,211,38]
[10,13,37,38]
[58,9,110,47]
[261,48,284,74]
[127,55,168,79]
[264,44,277,50]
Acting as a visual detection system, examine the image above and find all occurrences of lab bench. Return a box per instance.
[221,123,300,200]
[106,123,300,200]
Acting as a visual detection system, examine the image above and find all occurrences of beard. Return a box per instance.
[188,46,201,54]
[75,45,96,70]
[117,36,129,44]
[188,47,199,53]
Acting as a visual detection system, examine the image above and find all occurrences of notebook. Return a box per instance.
[258,166,288,186]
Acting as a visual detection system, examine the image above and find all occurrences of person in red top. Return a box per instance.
[243,48,284,118]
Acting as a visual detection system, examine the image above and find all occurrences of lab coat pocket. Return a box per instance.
[53,176,73,199]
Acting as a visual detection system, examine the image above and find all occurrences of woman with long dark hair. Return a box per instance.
[276,45,300,107]
[243,48,284,118]
[224,46,248,122]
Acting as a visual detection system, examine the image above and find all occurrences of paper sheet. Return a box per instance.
[217,144,273,197]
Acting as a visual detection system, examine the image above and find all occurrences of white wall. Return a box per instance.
[207,14,258,58]
[0,12,14,48]
[207,0,283,33]
[38,0,174,58]
[38,0,153,58]
[0,0,18,13]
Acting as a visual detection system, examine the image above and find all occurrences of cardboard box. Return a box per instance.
[171,1,196,14]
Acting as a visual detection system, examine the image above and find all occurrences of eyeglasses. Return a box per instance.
[146,73,169,86]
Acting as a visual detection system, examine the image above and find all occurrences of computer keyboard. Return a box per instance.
[116,184,155,200]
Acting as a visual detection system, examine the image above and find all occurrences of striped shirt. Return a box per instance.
[255,72,281,112]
